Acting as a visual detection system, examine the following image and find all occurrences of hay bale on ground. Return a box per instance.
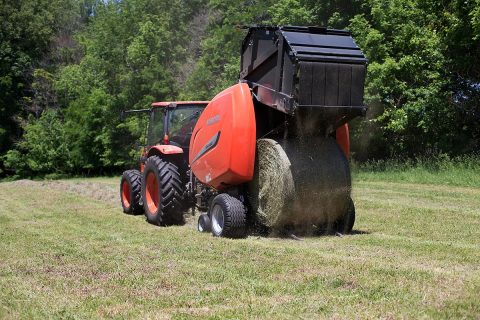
[247,137,351,232]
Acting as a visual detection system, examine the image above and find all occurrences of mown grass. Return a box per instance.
[352,154,480,188]
[0,167,479,319]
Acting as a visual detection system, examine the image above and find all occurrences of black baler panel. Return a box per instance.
[282,31,358,49]
[245,53,278,89]
[324,63,339,106]
[351,64,366,106]
[298,62,312,105]
[282,53,295,96]
[298,61,366,107]
[312,62,326,105]
[240,26,367,125]
[338,64,352,106]
[293,46,365,58]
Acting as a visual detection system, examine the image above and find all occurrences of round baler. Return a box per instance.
[120,26,367,238]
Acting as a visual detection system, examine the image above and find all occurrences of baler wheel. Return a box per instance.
[141,156,184,226]
[210,194,247,238]
[197,213,211,233]
[335,198,355,234]
[120,170,143,215]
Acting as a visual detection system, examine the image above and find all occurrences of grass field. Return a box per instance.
[0,170,479,319]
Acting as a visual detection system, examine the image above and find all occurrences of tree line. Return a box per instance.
[1,0,479,177]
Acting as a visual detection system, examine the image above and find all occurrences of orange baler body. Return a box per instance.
[189,83,256,190]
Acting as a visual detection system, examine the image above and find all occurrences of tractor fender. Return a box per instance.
[146,145,184,158]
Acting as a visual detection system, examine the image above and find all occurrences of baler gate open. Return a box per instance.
[240,26,368,133]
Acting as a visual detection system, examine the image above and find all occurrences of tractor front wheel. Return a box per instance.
[120,170,143,215]
[210,194,247,238]
[141,156,184,226]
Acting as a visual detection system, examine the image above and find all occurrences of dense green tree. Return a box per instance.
[181,0,275,100]
[2,0,479,177]
[346,1,447,156]
[3,110,71,176]
[0,0,81,174]
[266,0,479,158]
[348,0,479,157]
[53,0,207,172]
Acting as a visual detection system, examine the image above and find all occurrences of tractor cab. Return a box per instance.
[147,101,208,151]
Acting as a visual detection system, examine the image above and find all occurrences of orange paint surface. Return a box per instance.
[145,171,159,214]
[121,180,131,208]
[336,123,350,160]
[147,145,184,157]
[189,83,256,190]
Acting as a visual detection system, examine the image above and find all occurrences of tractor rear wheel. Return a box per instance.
[120,170,143,215]
[210,194,247,238]
[141,156,184,226]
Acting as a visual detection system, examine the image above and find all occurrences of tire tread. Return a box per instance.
[142,156,184,225]
[121,169,143,215]
[212,194,247,238]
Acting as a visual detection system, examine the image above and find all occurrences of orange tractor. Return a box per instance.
[120,26,367,238]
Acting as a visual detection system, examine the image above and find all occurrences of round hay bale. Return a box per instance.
[247,137,351,232]
[247,139,295,228]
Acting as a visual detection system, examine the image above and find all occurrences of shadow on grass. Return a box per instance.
[350,230,370,235]
[277,229,371,241]
[251,226,371,240]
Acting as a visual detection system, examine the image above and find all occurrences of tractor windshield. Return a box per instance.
[147,108,165,146]
[168,106,204,147]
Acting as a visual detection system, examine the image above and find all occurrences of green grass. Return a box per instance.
[0,170,479,319]
[352,154,480,187]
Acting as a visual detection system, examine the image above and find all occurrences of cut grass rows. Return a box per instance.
[0,175,479,319]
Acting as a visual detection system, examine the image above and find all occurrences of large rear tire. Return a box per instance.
[210,194,247,238]
[141,156,184,226]
[120,170,143,215]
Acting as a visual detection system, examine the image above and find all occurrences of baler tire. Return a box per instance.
[197,213,211,233]
[336,198,355,234]
[141,156,184,226]
[210,194,247,239]
[120,169,144,215]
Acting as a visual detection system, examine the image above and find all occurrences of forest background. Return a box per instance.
[1,0,479,177]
